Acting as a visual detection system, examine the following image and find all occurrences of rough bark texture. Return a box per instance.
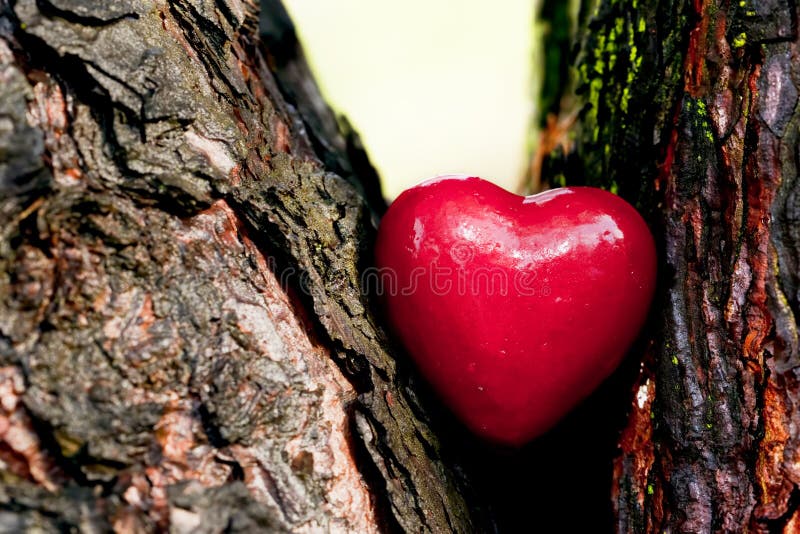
[0,1,484,532]
[8,0,797,530]
[540,0,800,530]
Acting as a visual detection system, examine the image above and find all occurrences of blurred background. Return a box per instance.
[283,0,538,199]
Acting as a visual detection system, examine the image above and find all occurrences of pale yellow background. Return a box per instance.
[284,1,534,199]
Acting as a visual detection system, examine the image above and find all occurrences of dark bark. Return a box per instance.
[0,1,485,532]
[538,0,800,530]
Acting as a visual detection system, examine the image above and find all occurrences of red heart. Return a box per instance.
[374,176,656,446]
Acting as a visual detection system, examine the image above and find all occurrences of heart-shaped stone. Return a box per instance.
[374,176,656,446]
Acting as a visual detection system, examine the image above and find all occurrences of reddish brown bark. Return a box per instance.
[539,0,800,530]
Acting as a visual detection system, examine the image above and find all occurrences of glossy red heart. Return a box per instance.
[374,176,656,446]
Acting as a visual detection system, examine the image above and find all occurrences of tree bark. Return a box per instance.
[0,1,485,532]
[7,0,796,531]
[538,0,800,530]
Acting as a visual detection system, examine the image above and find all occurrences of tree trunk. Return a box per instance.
[6,0,796,531]
[0,1,486,531]
[538,0,800,530]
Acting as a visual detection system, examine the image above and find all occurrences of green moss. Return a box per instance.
[576,2,649,183]
[621,87,631,113]
[671,355,679,365]
[696,99,707,116]
[647,484,654,495]
[686,97,715,142]
[732,32,747,48]
[588,77,604,141]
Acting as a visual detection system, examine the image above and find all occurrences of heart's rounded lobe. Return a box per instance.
[375,176,656,446]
